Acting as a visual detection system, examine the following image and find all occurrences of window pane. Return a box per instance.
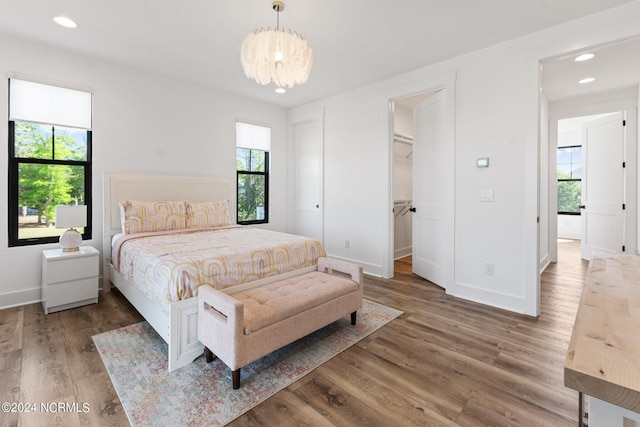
[557,164,572,179]
[236,148,250,171]
[250,150,265,172]
[18,163,85,240]
[236,148,266,172]
[557,147,572,165]
[571,146,582,163]
[558,180,581,213]
[571,164,582,179]
[557,146,582,179]
[54,126,88,161]
[237,173,265,222]
[14,121,53,159]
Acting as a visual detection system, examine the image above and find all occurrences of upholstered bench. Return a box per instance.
[197,257,363,389]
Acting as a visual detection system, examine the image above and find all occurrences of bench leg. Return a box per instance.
[232,369,241,390]
[204,346,215,363]
[351,311,357,325]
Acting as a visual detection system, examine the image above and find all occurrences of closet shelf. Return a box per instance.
[394,200,413,217]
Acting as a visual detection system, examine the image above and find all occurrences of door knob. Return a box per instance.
[409,207,416,212]
[579,205,585,209]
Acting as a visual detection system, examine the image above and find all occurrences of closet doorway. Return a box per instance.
[392,89,448,285]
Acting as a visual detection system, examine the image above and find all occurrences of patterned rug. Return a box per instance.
[93,299,402,426]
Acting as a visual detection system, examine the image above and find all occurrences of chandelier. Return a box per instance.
[240,1,313,93]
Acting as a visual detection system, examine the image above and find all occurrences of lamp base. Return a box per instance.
[59,228,82,252]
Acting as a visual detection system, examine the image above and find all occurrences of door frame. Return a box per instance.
[547,96,637,265]
[382,71,456,290]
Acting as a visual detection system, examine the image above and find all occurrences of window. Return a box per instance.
[236,122,270,224]
[557,145,582,215]
[8,79,92,246]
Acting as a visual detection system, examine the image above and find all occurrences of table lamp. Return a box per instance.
[55,205,86,252]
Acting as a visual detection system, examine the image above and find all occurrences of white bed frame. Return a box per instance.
[102,172,318,371]
[102,172,236,371]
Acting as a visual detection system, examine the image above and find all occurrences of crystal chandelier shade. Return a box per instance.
[240,2,313,90]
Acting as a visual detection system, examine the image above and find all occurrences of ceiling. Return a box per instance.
[541,36,640,102]
[0,0,638,108]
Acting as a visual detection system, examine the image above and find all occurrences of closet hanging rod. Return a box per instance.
[393,133,413,145]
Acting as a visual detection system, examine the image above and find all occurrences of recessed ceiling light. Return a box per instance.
[275,87,286,94]
[579,77,596,84]
[53,16,78,29]
[575,53,595,62]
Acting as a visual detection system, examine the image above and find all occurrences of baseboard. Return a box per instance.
[326,253,383,277]
[0,286,41,310]
[539,253,551,273]
[452,281,530,316]
[1,276,105,311]
[394,247,412,260]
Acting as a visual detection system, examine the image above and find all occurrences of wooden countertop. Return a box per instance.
[564,253,640,412]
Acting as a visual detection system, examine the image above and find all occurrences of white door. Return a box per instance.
[412,90,452,289]
[581,112,625,259]
[293,119,323,243]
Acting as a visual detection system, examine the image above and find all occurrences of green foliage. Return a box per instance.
[16,122,86,225]
[236,148,266,222]
[558,171,581,214]
[237,174,265,222]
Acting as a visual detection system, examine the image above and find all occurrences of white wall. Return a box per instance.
[0,32,289,308]
[289,1,640,315]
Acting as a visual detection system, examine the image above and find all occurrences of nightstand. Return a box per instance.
[42,245,99,314]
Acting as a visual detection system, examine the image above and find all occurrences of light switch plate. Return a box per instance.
[480,189,494,202]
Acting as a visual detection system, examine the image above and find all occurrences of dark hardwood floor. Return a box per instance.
[0,240,587,426]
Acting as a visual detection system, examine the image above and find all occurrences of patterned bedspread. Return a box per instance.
[112,226,325,314]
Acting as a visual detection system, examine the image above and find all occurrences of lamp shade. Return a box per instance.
[240,1,313,91]
[240,29,313,89]
[55,205,87,229]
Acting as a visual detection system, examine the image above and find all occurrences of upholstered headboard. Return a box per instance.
[102,172,234,284]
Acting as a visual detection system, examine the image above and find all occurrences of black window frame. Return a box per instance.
[557,144,582,216]
[236,149,269,225]
[8,120,93,247]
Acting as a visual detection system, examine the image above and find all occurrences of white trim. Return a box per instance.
[382,70,457,290]
[454,281,531,316]
[0,287,41,311]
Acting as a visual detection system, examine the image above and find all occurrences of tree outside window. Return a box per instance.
[557,145,582,215]
[8,79,92,246]
[236,122,270,225]
[10,121,91,244]
[236,148,268,223]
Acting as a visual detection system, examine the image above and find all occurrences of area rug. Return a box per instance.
[93,299,402,426]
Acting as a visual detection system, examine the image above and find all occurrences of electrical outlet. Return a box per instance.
[484,262,494,275]
[344,239,350,249]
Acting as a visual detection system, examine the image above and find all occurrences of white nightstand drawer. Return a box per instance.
[45,255,98,284]
[42,246,100,314]
[45,277,98,307]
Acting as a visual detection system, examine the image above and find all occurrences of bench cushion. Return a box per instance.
[232,271,358,334]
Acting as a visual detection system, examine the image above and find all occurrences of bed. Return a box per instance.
[102,172,325,371]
